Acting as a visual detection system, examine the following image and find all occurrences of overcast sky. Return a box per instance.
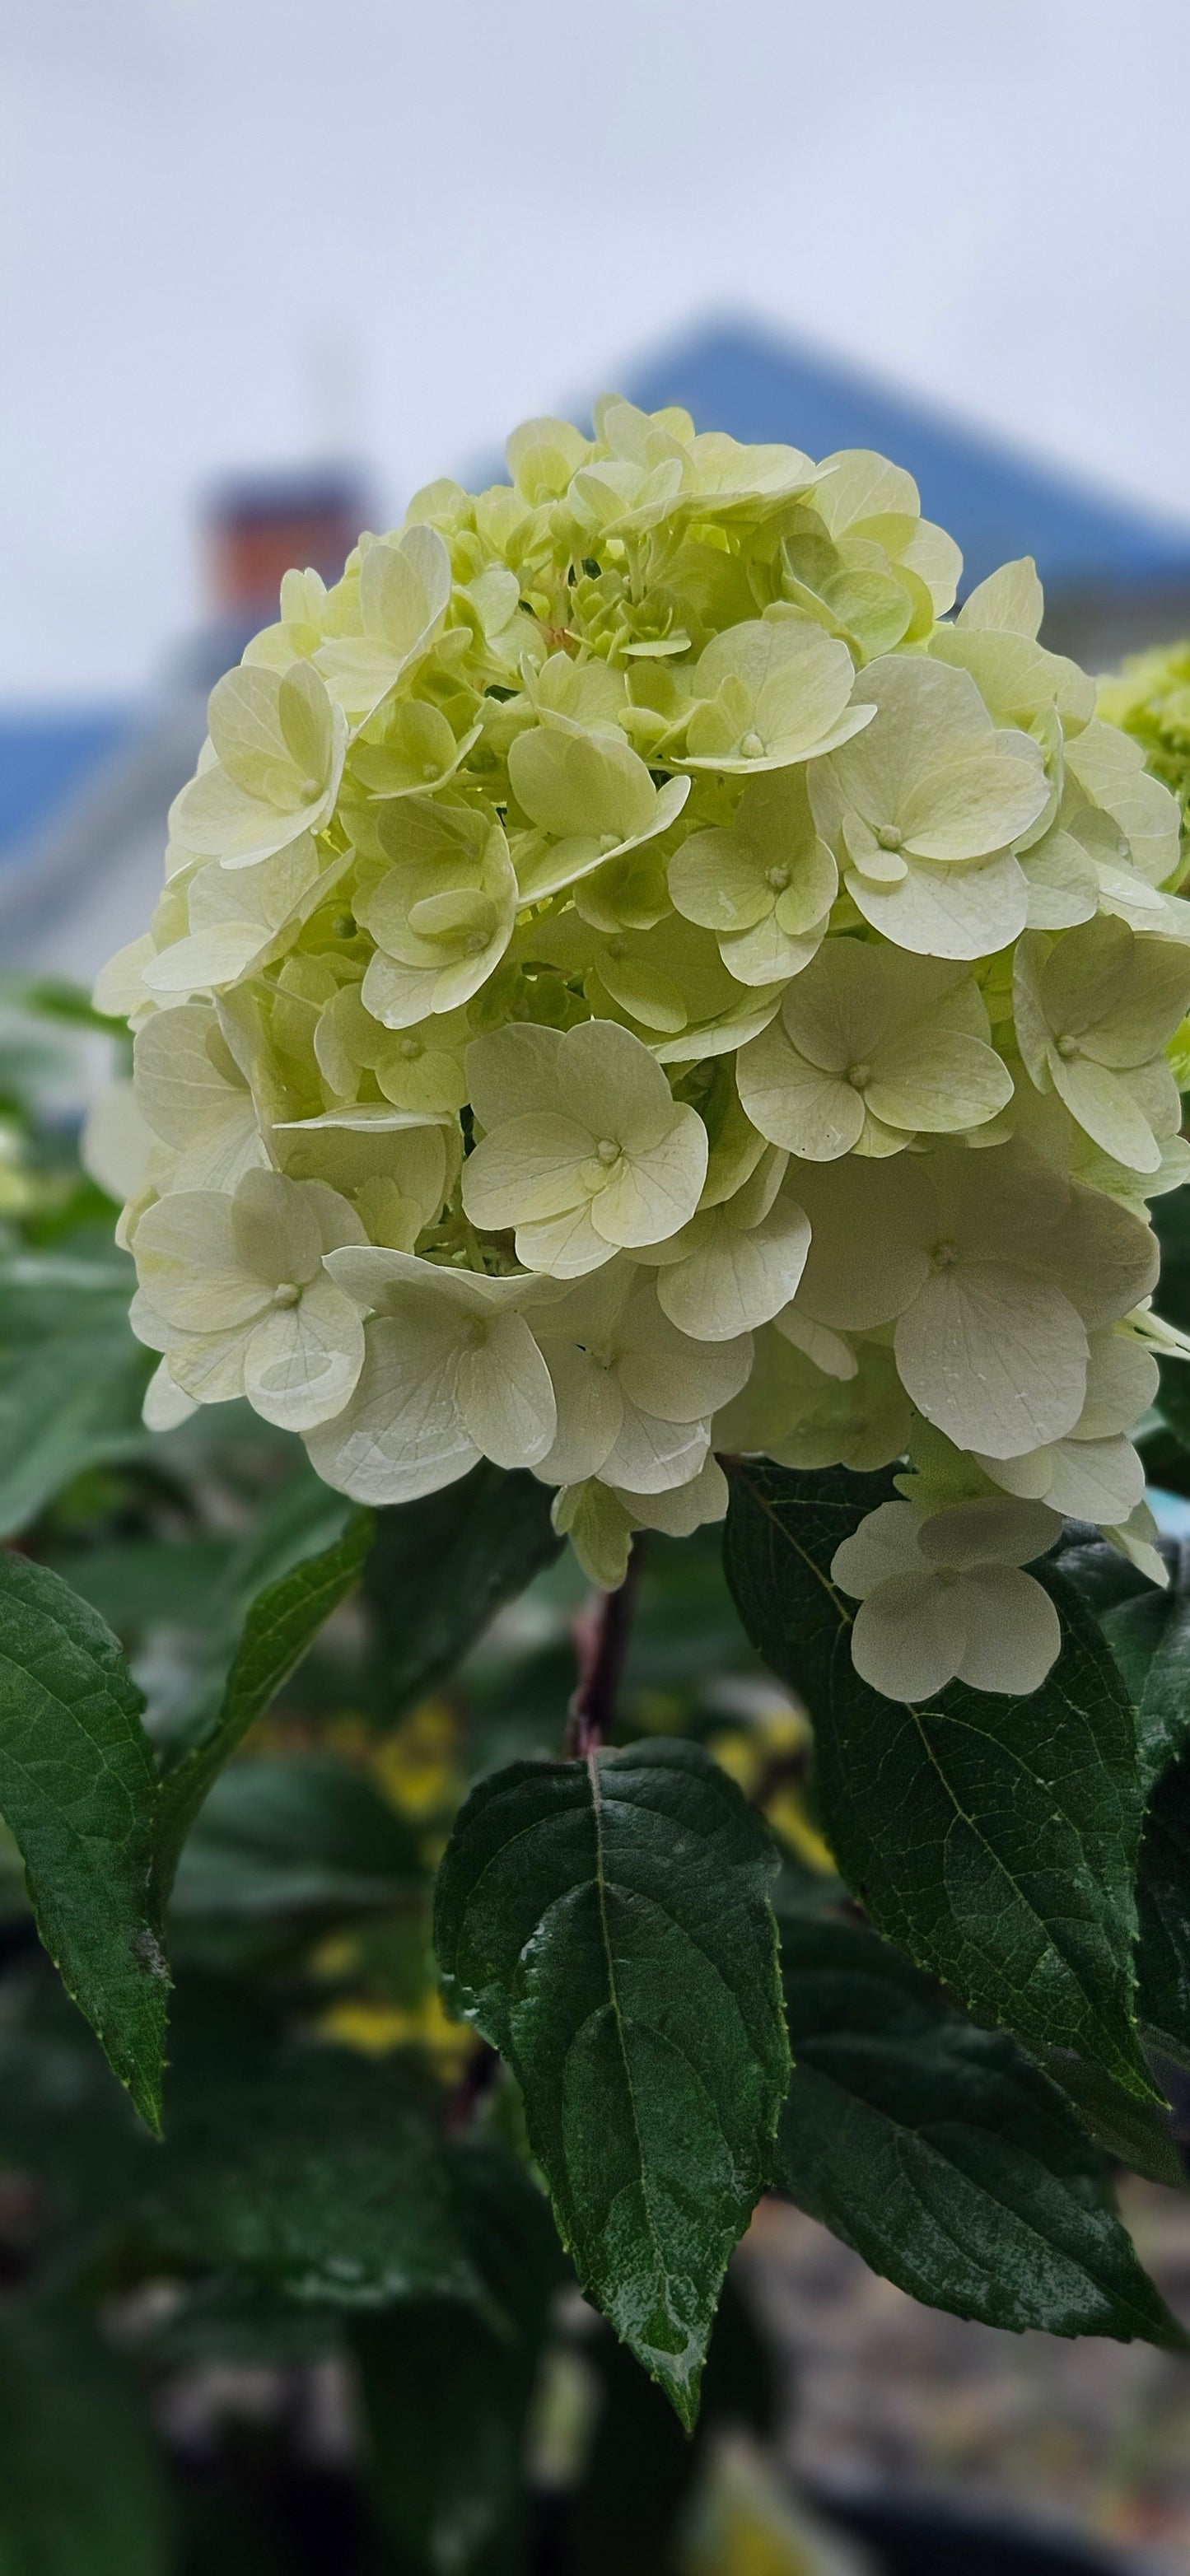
[4,0,1190,700]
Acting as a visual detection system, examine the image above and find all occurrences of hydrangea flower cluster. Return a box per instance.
[92,400,1190,1701]
[1099,642,1190,846]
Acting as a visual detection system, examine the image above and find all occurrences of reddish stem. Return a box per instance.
[565,1537,644,1759]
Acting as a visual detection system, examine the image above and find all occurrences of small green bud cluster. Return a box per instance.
[92,399,1190,1700]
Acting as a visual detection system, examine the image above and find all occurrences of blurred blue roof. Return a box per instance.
[0,709,135,861]
[622,318,1190,595]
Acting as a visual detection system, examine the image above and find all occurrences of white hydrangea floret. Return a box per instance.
[830,1496,1063,1701]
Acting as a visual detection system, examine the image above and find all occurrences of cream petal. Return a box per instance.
[536,1339,624,1485]
[656,1198,810,1340]
[591,1108,707,1247]
[515,1202,619,1279]
[243,1279,366,1430]
[600,1402,711,1495]
[850,1574,965,1701]
[895,1263,1088,1457]
[135,1192,270,1332]
[1048,1052,1162,1174]
[866,1029,1013,1136]
[737,1020,866,1160]
[791,1156,935,1330]
[305,1314,476,1504]
[831,1500,926,1598]
[953,1566,1062,1694]
[461,1113,594,1229]
[142,1356,198,1431]
[453,1312,558,1469]
[846,851,1029,960]
[916,1497,1062,1570]
[231,1169,324,1288]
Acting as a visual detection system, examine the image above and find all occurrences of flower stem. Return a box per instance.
[565,1537,644,1760]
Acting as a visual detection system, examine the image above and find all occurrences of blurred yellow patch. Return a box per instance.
[372,1698,464,1821]
[318,1987,473,2077]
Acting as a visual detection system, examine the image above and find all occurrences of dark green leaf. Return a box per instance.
[1056,1525,1190,1787]
[723,1462,1153,2101]
[352,2140,560,2576]
[169,1755,423,1925]
[155,1505,373,1893]
[1137,1749,1190,2068]
[355,2303,528,2575]
[142,2033,478,2309]
[434,1738,788,2426]
[0,1253,150,1537]
[567,2277,775,2576]
[0,2307,170,2574]
[365,1462,562,1717]
[776,1914,1183,2344]
[0,1555,167,2128]
[1027,2042,1185,2190]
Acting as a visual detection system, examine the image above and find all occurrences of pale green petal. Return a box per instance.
[791,1156,935,1330]
[136,1192,270,1332]
[616,1297,751,1423]
[600,1403,710,1495]
[916,1496,1061,1570]
[465,1023,567,1130]
[895,1264,1088,1456]
[305,1312,476,1505]
[831,1500,925,1597]
[454,1313,557,1469]
[846,852,1029,959]
[900,738,1047,862]
[244,1279,366,1430]
[736,1020,865,1160]
[516,1202,619,1279]
[1036,1433,1145,1524]
[656,1197,810,1340]
[1048,1051,1162,1173]
[166,1323,251,1404]
[953,1566,1061,1693]
[536,1339,623,1485]
[557,1017,677,1154]
[866,1029,1013,1134]
[142,1357,198,1431]
[850,1575,965,1701]
[1076,1331,1159,1438]
[549,1480,634,1590]
[771,1307,857,1379]
[592,1107,707,1248]
[230,1169,324,1288]
[461,1113,593,1229]
[617,1453,729,1537]
[956,557,1043,639]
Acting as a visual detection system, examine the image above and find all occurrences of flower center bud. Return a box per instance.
[1055,1033,1080,1058]
[876,824,903,852]
[764,864,791,892]
[298,776,324,800]
[596,1138,621,1167]
[271,1281,301,1309]
[931,1239,959,1271]
[599,833,619,855]
[467,931,488,954]
[399,1038,422,1059]
[422,760,441,780]
[332,913,356,939]
[847,1062,872,1090]
[740,730,765,759]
